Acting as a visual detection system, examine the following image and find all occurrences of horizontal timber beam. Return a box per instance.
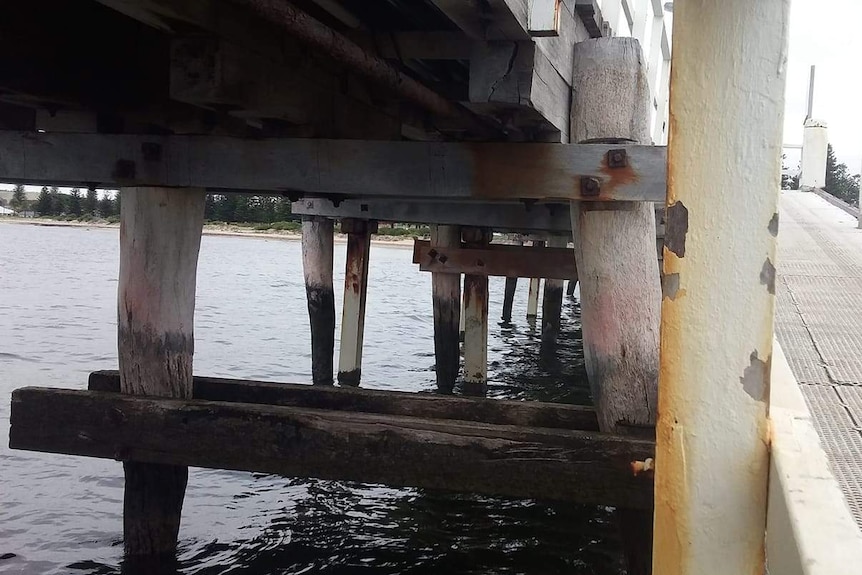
[11,387,654,508]
[0,131,666,201]
[88,370,597,431]
[413,240,577,279]
[292,198,572,232]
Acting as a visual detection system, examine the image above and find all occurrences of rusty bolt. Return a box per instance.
[428,248,438,259]
[438,254,448,264]
[607,148,628,168]
[580,176,601,197]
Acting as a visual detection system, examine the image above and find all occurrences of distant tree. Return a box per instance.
[35,186,52,215]
[215,194,237,222]
[204,194,217,220]
[780,154,796,190]
[84,188,98,215]
[50,186,65,215]
[275,196,292,221]
[68,188,83,216]
[825,144,860,204]
[233,194,251,222]
[114,190,122,216]
[98,194,114,217]
[10,184,27,211]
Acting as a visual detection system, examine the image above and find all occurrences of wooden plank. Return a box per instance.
[88,370,599,431]
[468,41,571,141]
[338,219,374,386]
[413,240,577,279]
[372,32,473,60]
[10,387,654,508]
[292,198,572,233]
[431,225,462,393]
[0,131,666,202]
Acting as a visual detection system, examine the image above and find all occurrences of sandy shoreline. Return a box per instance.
[1,217,418,248]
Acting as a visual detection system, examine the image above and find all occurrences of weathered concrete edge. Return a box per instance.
[766,340,862,575]
[806,187,860,219]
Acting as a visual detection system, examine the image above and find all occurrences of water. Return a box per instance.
[0,222,622,575]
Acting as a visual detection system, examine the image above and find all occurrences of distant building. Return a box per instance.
[0,205,15,216]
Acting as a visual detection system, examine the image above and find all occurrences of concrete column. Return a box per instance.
[800,119,828,190]
[654,0,790,573]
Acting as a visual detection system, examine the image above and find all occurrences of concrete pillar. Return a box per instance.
[118,187,205,561]
[800,119,828,190]
[654,0,789,573]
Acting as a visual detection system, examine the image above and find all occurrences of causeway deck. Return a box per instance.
[776,189,862,530]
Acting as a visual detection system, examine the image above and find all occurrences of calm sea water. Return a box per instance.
[0,222,622,575]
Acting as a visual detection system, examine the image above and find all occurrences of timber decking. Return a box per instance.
[775,190,862,531]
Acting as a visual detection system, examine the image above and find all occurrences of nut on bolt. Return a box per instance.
[607,148,628,168]
[580,176,601,197]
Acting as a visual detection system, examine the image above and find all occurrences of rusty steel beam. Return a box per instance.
[231,0,498,137]
[653,0,790,573]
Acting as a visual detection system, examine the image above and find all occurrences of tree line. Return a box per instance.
[25,187,295,223]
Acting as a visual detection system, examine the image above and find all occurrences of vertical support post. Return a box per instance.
[570,37,662,575]
[302,216,335,385]
[654,1,789,574]
[501,277,518,321]
[337,218,376,386]
[459,285,466,342]
[431,224,462,393]
[566,279,576,297]
[540,236,567,354]
[526,240,545,321]
[118,187,205,561]
[462,227,491,395]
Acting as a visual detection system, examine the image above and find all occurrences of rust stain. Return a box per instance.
[654,271,690,575]
[661,273,686,301]
[597,154,640,197]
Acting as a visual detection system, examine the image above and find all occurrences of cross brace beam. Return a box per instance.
[0,131,666,202]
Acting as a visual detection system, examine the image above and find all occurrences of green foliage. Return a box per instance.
[375,225,430,237]
[68,188,83,216]
[205,193,296,225]
[84,188,98,215]
[49,186,65,215]
[35,186,52,216]
[270,220,301,231]
[98,194,115,217]
[825,144,860,204]
[10,184,27,211]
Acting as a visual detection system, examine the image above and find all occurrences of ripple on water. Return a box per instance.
[0,223,620,575]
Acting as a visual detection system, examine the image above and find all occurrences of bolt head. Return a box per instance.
[580,176,601,197]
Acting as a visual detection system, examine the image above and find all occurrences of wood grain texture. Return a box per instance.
[431,225,462,393]
[338,220,373,386]
[569,37,660,573]
[87,370,599,431]
[413,240,577,279]
[118,186,204,558]
[0,131,666,202]
[302,217,335,385]
[10,387,654,508]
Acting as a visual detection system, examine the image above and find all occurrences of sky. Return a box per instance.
[783,0,862,173]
